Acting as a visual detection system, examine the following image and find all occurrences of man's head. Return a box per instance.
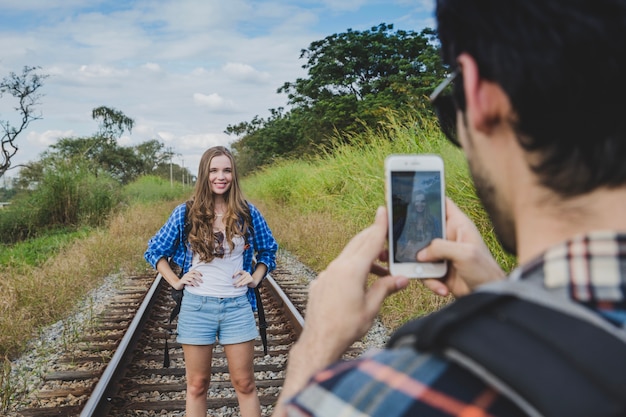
[435,0,626,197]
[434,0,626,254]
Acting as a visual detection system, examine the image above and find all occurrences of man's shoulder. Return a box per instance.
[288,348,523,416]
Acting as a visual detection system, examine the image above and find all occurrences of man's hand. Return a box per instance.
[300,206,409,356]
[419,198,506,297]
[273,206,409,415]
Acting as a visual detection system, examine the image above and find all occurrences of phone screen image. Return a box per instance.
[390,170,444,263]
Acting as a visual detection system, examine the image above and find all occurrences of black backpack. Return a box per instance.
[163,200,268,367]
[387,280,626,417]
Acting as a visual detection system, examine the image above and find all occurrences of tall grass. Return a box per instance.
[244,111,516,328]
[0,178,190,359]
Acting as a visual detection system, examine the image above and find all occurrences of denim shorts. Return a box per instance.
[176,290,259,345]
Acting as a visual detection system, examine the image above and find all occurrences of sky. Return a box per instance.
[0,0,435,181]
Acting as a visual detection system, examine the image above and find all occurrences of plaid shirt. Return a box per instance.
[144,201,278,311]
[286,231,626,416]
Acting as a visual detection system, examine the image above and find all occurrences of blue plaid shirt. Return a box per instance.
[144,201,278,311]
[286,231,626,416]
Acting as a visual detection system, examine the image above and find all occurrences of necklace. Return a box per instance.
[216,213,224,217]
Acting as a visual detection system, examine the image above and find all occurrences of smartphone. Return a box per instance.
[385,154,447,278]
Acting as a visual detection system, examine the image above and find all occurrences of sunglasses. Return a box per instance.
[429,69,461,147]
[213,230,225,258]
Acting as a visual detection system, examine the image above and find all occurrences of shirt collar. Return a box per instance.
[514,231,626,303]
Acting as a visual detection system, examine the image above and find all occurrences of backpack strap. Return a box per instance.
[246,200,269,355]
[387,281,626,417]
[164,200,192,368]
[255,284,268,355]
[167,200,191,325]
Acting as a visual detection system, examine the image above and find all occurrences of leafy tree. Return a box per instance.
[134,139,174,173]
[278,23,443,137]
[92,105,134,142]
[19,135,182,187]
[0,66,48,178]
[228,23,445,171]
[23,106,154,184]
[228,107,308,173]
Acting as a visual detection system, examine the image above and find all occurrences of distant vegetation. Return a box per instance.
[0,104,192,244]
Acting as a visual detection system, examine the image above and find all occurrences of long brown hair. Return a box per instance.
[187,146,251,262]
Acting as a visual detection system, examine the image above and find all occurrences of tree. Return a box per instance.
[228,24,445,170]
[92,105,134,142]
[278,23,443,140]
[134,139,173,174]
[0,66,48,178]
[21,134,180,186]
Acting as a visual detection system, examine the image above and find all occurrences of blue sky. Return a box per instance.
[0,0,435,179]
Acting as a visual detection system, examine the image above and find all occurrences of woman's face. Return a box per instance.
[413,194,426,213]
[209,154,233,195]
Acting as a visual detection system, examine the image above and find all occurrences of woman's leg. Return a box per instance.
[224,340,261,417]
[182,344,214,417]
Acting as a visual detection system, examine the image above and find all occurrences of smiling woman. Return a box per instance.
[144,145,278,417]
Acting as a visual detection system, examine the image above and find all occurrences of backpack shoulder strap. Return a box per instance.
[183,200,192,241]
[165,200,192,368]
[387,282,626,417]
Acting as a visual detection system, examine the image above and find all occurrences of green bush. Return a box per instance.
[0,204,36,242]
[31,163,122,227]
[0,163,123,243]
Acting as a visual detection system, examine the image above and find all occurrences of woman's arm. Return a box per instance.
[249,202,278,273]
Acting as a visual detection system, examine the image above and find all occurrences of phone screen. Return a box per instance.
[390,170,444,263]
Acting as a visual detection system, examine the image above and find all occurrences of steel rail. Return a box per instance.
[263,273,305,336]
[79,273,163,417]
[79,271,303,416]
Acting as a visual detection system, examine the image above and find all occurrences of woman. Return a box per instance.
[396,190,441,262]
[144,146,278,417]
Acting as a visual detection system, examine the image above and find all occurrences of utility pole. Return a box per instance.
[168,147,173,187]
[182,159,185,187]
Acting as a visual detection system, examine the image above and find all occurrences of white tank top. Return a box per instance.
[186,235,247,298]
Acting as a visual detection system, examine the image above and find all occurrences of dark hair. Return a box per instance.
[436,0,626,196]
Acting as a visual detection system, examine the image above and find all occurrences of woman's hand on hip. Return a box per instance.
[176,270,203,290]
[233,270,256,288]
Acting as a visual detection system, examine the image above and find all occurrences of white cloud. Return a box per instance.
[143,62,161,72]
[222,62,270,83]
[0,0,433,178]
[193,92,238,113]
[78,64,129,78]
[26,129,74,146]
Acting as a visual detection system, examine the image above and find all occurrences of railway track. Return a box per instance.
[13,264,354,417]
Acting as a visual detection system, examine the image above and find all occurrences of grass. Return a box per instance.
[0,228,92,270]
[0,202,170,357]
[0,180,191,359]
[243,111,516,328]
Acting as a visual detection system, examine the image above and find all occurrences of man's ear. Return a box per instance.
[457,53,512,135]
